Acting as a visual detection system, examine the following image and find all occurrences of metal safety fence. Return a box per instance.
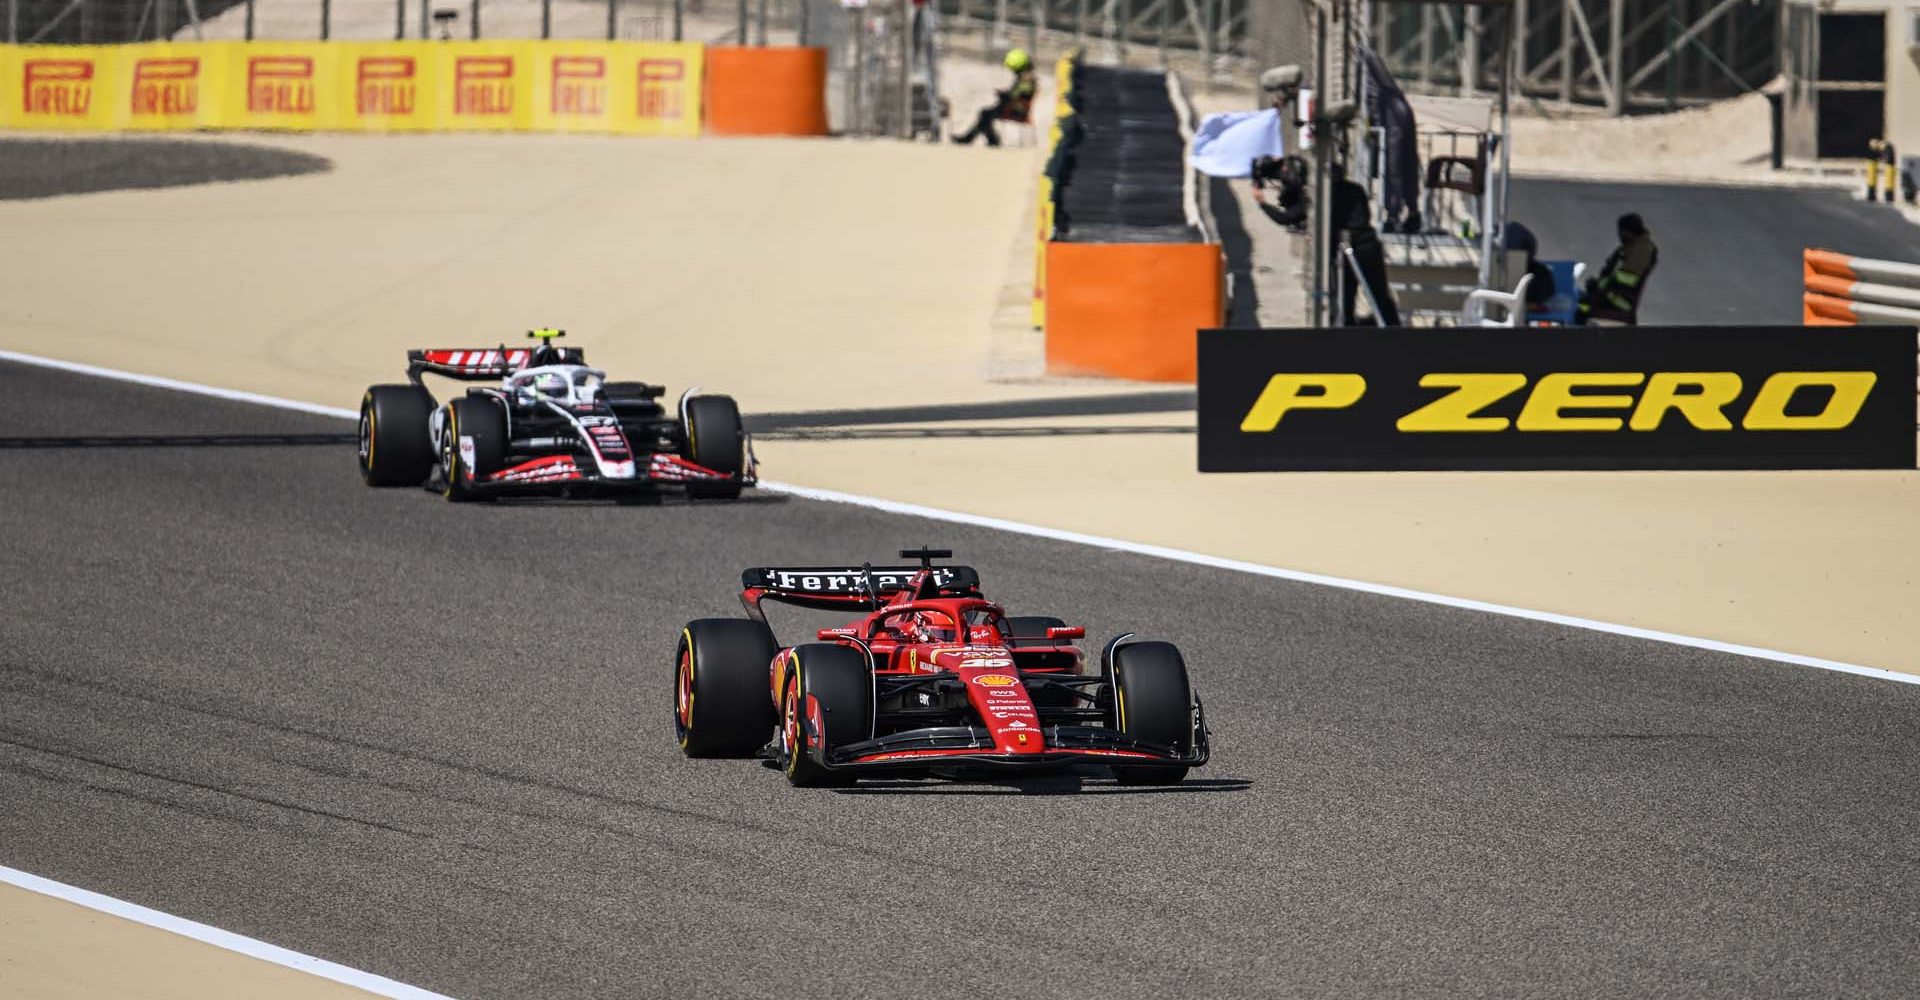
[4,0,809,44]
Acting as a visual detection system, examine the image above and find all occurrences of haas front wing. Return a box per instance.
[442,405,748,496]
[480,450,740,492]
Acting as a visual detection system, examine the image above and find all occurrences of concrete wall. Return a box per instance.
[1248,0,1310,80]
[1784,0,1920,160]
[1886,3,1920,155]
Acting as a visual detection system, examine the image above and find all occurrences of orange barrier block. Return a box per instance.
[1803,291,1858,325]
[1803,247,1857,283]
[1803,271,1859,301]
[703,46,827,136]
[1044,241,1224,382]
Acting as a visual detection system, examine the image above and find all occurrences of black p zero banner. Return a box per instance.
[1198,327,1917,471]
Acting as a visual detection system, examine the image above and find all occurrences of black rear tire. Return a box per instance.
[683,394,745,500]
[359,384,434,487]
[780,643,872,787]
[442,396,507,502]
[1104,639,1194,785]
[674,619,779,758]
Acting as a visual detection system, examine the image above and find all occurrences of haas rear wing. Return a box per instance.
[739,564,982,617]
[407,347,585,382]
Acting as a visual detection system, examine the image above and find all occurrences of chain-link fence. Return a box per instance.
[932,0,1260,90]
[4,0,810,43]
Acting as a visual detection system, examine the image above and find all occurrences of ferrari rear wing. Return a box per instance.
[739,564,982,616]
[407,347,585,383]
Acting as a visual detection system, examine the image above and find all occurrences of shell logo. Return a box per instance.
[972,674,1020,687]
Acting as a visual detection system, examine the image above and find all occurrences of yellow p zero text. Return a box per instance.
[1379,371,1879,433]
[1238,374,1367,431]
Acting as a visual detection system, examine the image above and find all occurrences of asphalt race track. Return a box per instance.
[6,360,1920,998]
[1509,179,1919,326]
[0,137,331,201]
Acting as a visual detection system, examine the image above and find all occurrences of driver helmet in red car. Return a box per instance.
[897,611,955,643]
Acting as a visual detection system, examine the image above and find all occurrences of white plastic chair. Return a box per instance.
[1461,272,1534,327]
[1000,119,1037,147]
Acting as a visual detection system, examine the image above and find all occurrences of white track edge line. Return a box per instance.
[5,348,1911,686]
[0,865,456,1000]
[0,350,360,419]
[759,480,1918,685]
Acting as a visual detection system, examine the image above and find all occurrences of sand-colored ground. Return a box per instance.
[1507,90,1797,185]
[1,128,1914,682]
[0,883,382,999]
[756,424,1919,672]
[0,131,1062,411]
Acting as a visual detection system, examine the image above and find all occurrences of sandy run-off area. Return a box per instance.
[1507,90,1788,185]
[0,882,382,999]
[0,128,1914,679]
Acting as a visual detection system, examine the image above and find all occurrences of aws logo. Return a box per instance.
[1239,371,1879,433]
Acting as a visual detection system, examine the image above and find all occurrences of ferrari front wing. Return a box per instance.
[803,721,1210,773]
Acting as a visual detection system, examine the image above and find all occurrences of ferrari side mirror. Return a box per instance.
[1045,626,1085,641]
[817,627,858,641]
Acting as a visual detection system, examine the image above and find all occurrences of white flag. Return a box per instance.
[1189,108,1285,178]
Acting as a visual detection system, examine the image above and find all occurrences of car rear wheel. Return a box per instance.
[359,384,434,487]
[442,396,506,502]
[780,643,872,787]
[682,394,744,500]
[1104,639,1193,786]
[675,619,779,757]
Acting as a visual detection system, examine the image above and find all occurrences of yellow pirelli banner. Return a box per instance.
[0,40,702,136]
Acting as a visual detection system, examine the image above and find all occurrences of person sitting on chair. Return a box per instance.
[1577,213,1658,326]
[1503,221,1556,315]
[952,49,1037,147]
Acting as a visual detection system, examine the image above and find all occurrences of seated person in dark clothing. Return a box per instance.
[1503,221,1556,313]
[953,49,1037,147]
[1578,212,1658,325]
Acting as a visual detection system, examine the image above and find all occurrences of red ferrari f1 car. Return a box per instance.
[672,549,1209,786]
[357,329,751,501]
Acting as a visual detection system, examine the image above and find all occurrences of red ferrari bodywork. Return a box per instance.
[738,559,1208,775]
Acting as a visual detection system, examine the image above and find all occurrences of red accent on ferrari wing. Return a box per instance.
[848,747,1166,764]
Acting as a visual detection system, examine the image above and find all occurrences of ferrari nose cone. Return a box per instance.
[961,667,1044,754]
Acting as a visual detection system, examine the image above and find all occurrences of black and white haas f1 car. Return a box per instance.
[357,329,753,501]
[672,549,1210,786]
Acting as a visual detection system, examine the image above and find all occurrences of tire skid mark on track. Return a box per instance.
[0,735,432,840]
[2,658,1037,891]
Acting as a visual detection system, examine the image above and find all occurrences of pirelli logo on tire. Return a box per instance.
[1197,327,1917,471]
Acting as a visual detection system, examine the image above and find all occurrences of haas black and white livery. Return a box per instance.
[357,329,753,501]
